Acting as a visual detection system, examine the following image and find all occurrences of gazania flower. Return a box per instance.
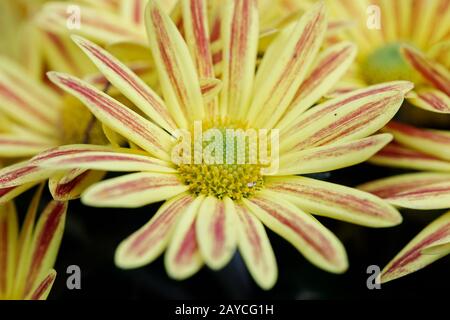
[15,1,411,289]
[326,0,450,114]
[0,186,67,300]
[380,210,449,283]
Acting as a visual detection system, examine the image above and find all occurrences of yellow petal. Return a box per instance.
[281,81,413,153]
[278,41,357,130]
[247,2,327,129]
[165,195,204,280]
[145,0,204,127]
[47,72,174,160]
[244,191,348,273]
[235,202,277,290]
[266,176,402,227]
[219,0,259,121]
[277,133,392,175]
[381,211,450,283]
[196,196,237,270]
[81,172,189,208]
[72,36,178,134]
[115,193,198,269]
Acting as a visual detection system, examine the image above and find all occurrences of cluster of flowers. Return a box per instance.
[0,0,448,299]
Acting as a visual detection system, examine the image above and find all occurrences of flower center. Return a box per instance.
[176,121,267,200]
[60,94,108,145]
[178,163,264,200]
[361,42,421,84]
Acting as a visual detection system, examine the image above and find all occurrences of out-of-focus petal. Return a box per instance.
[381,211,450,283]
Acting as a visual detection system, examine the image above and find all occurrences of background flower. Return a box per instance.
[325,0,450,114]
[0,185,67,300]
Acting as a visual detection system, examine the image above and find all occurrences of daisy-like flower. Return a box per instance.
[325,0,450,114]
[14,0,412,289]
[0,186,67,300]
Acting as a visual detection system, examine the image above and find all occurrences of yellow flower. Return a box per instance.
[3,0,411,289]
[0,186,67,300]
[326,0,450,114]
[0,57,111,203]
[0,1,174,203]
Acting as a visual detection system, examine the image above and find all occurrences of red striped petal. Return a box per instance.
[24,201,67,296]
[47,72,173,160]
[73,36,178,133]
[244,191,348,273]
[219,0,259,120]
[370,142,450,172]
[196,196,237,270]
[81,172,189,208]
[115,193,197,269]
[266,176,401,227]
[27,269,56,300]
[401,45,450,95]
[381,211,450,283]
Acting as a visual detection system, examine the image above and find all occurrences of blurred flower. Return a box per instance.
[15,0,413,289]
[0,186,67,300]
[359,121,450,210]
[326,0,450,114]
[0,57,109,203]
[0,1,177,203]
[358,123,449,282]
[380,210,449,283]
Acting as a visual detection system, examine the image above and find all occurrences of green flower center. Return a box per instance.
[361,42,421,84]
[175,124,267,200]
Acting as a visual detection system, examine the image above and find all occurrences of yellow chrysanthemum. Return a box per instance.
[325,0,450,114]
[0,186,67,300]
[1,0,412,289]
[0,1,177,202]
